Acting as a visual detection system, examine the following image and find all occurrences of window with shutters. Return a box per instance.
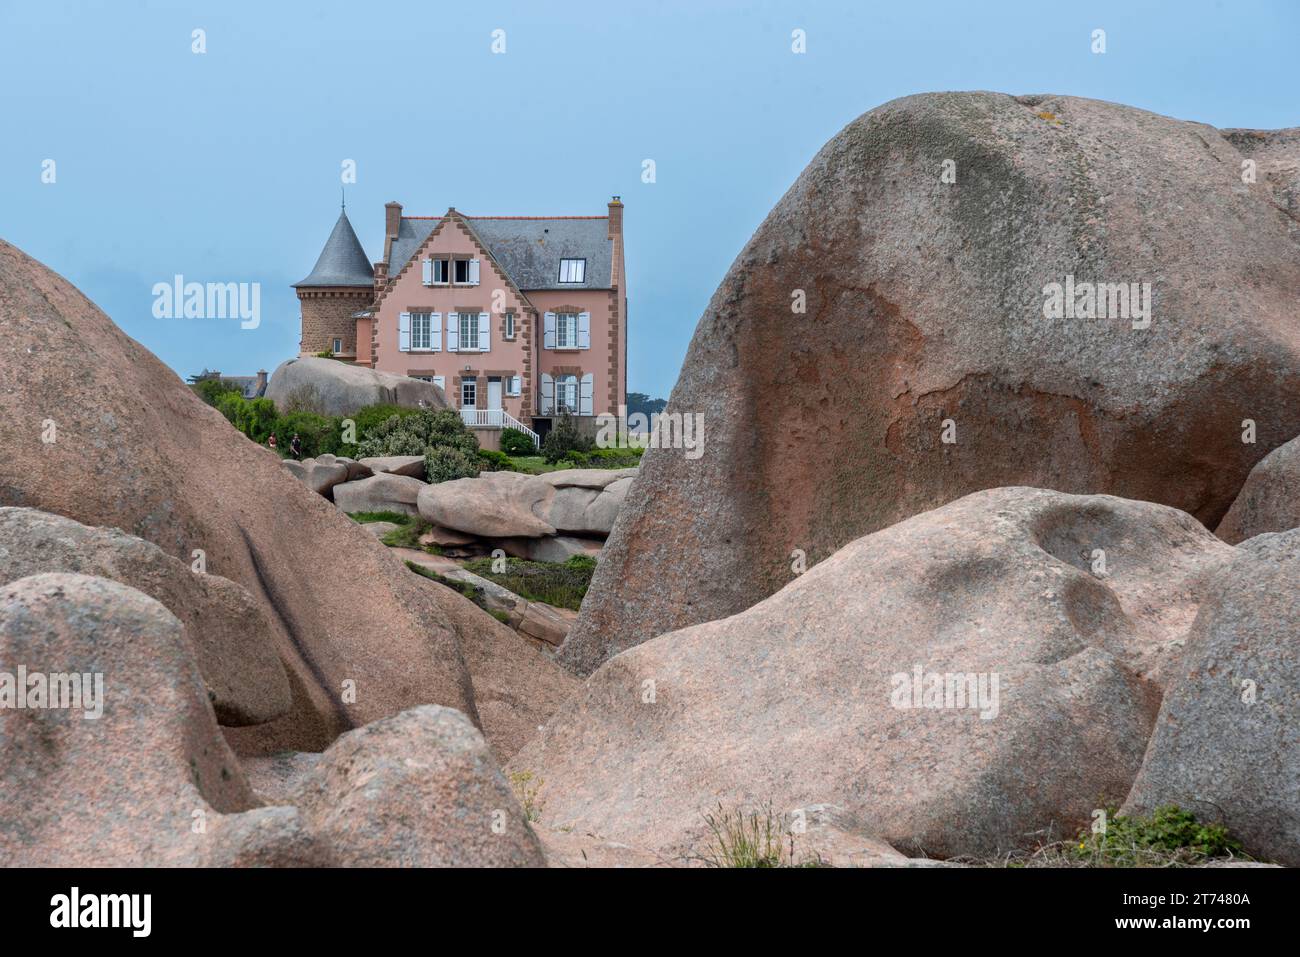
[555,313,578,349]
[458,313,478,351]
[454,259,479,284]
[504,312,516,339]
[461,380,477,408]
[410,312,431,351]
[559,259,585,283]
[431,259,449,284]
[555,374,579,414]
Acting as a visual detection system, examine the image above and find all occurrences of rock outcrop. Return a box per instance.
[0,507,290,726]
[0,573,544,867]
[0,573,263,865]
[251,706,546,867]
[1122,530,1300,865]
[332,472,426,517]
[416,468,635,540]
[358,455,427,480]
[512,488,1234,858]
[280,454,371,498]
[561,92,1300,675]
[0,238,566,756]
[1215,434,1300,544]
[264,356,448,416]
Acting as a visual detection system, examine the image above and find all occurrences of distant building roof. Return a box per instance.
[219,375,267,399]
[294,210,375,288]
[389,215,612,291]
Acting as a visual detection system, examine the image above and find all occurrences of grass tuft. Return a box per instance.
[461,554,595,610]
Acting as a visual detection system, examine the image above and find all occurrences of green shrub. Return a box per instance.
[349,404,421,443]
[477,448,513,472]
[541,413,594,464]
[214,391,248,427]
[355,408,478,458]
[274,409,341,458]
[500,427,536,456]
[564,554,597,572]
[425,446,481,483]
[1068,806,1244,867]
[193,378,243,407]
[564,446,643,469]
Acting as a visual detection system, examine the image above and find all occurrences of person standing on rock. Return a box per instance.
[267,432,278,452]
[289,433,302,459]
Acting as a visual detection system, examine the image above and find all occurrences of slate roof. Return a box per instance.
[388,214,613,291]
[294,210,375,288]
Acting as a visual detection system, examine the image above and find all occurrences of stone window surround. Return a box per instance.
[548,304,585,352]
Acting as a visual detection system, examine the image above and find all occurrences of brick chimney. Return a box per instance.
[607,195,623,239]
[383,201,402,261]
[255,370,268,395]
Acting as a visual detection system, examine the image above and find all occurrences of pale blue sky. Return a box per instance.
[2,0,1296,398]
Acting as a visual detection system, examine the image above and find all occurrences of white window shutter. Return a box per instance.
[431,313,442,352]
[432,375,445,393]
[422,258,433,286]
[446,313,459,352]
[578,312,591,349]
[398,312,411,352]
[579,373,594,415]
[543,312,556,349]
[540,373,554,414]
[509,375,521,396]
[478,312,490,352]
[469,259,481,285]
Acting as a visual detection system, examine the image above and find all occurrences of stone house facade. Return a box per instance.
[294,198,627,443]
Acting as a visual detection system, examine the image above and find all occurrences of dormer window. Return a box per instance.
[559,259,585,283]
[454,258,481,285]
[422,258,449,285]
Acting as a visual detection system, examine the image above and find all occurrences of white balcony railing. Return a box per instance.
[459,408,540,448]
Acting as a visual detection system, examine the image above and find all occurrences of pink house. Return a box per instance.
[294,197,628,446]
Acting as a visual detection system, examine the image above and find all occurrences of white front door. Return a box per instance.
[487,377,502,410]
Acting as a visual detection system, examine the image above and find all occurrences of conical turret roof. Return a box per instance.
[294,209,374,288]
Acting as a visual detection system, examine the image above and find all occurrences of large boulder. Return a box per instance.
[358,455,427,480]
[1215,434,1300,544]
[0,238,565,756]
[417,468,635,539]
[419,471,557,538]
[280,454,371,497]
[0,507,290,726]
[511,488,1234,858]
[253,706,546,867]
[332,472,426,517]
[264,356,447,417]
[0,573,267,865]
[1122,530,1300,866]
[561,93,1300,675]
[0,574,545,867]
